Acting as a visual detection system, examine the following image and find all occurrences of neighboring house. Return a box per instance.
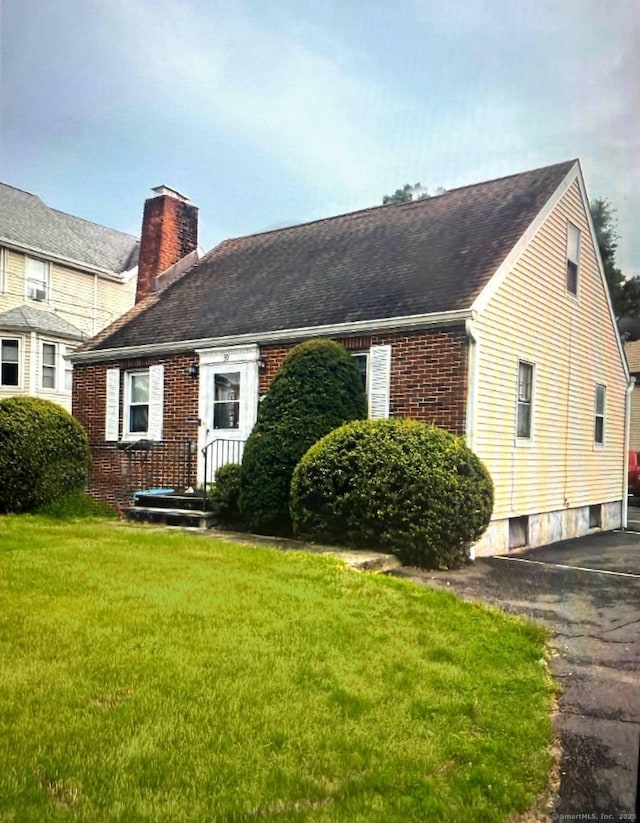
[72,160,630,556]
[0,183,140,410]
[624,340,640,449]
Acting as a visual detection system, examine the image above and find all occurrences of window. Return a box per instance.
[42,343,56,389]
[64,352,73,392]
[213,372,240,429]
[566,223,580,295]
[516,361,534,439]
[595,384,606,445]
[126,371,149,435]
[1,339,19,386]
[26,257,49,302]
[351,353,368,391]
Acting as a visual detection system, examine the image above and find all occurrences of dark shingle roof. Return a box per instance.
[90,160,575,352]
[0,305,86,340]
[0,183,139,274]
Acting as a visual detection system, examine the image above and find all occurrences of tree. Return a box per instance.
[238,339,367,535]
[590,197,640,318]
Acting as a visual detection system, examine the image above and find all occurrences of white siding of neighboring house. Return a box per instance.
[471,176,628,555]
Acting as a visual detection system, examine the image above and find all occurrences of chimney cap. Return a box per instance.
[151,184,190,202]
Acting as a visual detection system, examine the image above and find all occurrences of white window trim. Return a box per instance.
[122,365,164,442]
[594,383,606,448]
[515,360,535,445]
[25,256,51,303]
[0,336,21,389]
[40,341,57,391]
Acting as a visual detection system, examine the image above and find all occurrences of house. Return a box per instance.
[0,183,139,410]
[624,339,640,449]
[72,159,630,556]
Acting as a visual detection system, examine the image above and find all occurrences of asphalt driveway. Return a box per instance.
[392,529,640,819]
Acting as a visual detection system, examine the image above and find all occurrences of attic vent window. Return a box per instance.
[566,223,580,296]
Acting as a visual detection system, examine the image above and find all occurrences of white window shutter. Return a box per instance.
[105,369,120,441]
[368,345,391,419]
[148,364,164,441]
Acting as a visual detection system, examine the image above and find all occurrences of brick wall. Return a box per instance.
[73,353,199,508]
[261,328,468,435]
[76,327,468,507]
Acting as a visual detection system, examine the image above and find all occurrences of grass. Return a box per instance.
[0,511,555,822]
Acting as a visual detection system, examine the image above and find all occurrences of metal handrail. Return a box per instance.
[201,437,246,509]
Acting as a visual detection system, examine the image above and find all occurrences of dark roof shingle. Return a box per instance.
[90,159,575,352]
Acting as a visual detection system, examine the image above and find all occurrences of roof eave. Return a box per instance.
[0,237,130,281]
[70,308,474,364]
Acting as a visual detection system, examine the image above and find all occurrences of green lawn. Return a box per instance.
[0,514,554,822]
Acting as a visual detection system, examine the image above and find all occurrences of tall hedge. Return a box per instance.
[239,339,367,535]
[291,418,494,569]
[0,397,90,513]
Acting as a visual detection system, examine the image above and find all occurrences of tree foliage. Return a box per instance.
[590,197,640,318]
[239,339,367,535]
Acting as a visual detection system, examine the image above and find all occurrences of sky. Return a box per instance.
[1,0,639,275]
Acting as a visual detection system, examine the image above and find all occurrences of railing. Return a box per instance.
[117,438,196,499]
[202,438,246,509]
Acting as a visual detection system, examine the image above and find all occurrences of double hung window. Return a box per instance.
[126,371,150,435]
[1,339,19,386]
[517,361,534,439]
[26,257,49,302]
[42,343,56,389]
[566,223,580,296]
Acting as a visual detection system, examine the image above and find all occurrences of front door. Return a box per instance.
[197,345,260,485]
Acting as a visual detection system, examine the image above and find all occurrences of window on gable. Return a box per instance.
[517,360,534,439]
[566,223,580,296]
[1,339,19,386]
[42,342,56,389]
[595,384,606,445]
[126,371,150,435]
[213,372,241,429]
[26,257,50,302]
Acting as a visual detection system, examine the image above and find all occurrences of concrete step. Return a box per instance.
[124,506,216,529]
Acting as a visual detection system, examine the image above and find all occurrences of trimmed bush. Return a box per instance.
[291,418,494,569]
[0,397,90,514]
[210,463,243,527]
[239,339,367,535]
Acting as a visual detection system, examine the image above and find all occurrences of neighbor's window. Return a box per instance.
[351,353,368,391]
[126,371,149,435]
[26,256,49,302]
[566,223,580,296]
[1,338,19,386]
[595,384,606,445]
[213,372,240,429]
[41,342,56,389]
[517,361,534,439]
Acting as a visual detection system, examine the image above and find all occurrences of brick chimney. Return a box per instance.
[135,185,198,303]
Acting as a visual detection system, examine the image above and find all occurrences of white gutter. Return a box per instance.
[70,308,474,364]
[0,238,129,282]
[623,376,635,529]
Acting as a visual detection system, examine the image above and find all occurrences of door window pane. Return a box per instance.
[214,372,240,429]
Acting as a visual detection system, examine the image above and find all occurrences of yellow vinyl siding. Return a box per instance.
[0,249,137,337]
[474,179,626,520]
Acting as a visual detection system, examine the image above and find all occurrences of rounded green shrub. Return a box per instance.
[239,339,367,535]
[291,418,493,569]
[0,397,90,514]
[211,463,243,527]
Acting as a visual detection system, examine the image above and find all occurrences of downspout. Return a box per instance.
[623,376,634,529]
[464,313,479,449]
[465,313,479,559]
